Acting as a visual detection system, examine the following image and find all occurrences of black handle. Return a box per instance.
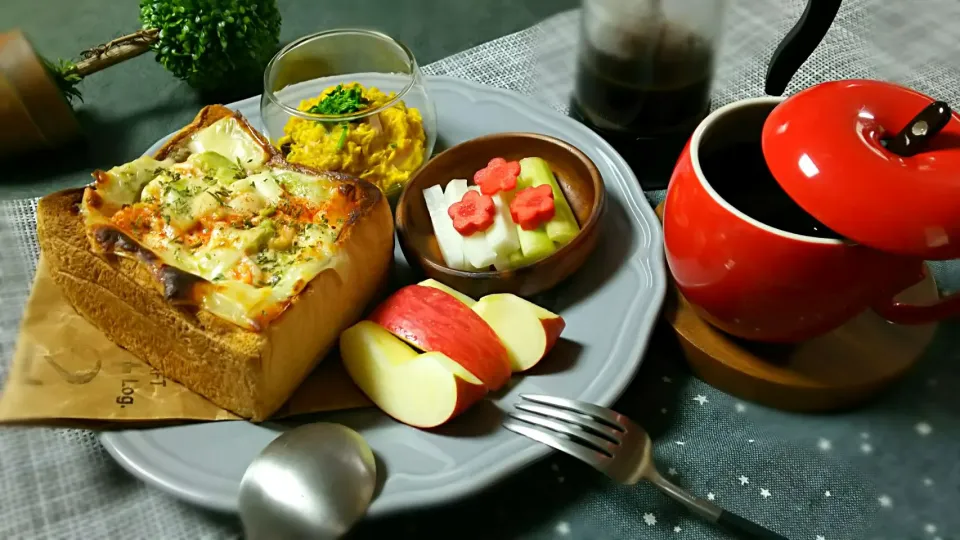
[882,100,953,157]
[765,0,843,96]
[717,509,790,540]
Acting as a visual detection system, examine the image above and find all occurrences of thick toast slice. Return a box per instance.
[36,105,394,420]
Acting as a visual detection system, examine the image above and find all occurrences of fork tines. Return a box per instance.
[503,394,627,467]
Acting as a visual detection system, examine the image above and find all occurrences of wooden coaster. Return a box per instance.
[655,203,938,412]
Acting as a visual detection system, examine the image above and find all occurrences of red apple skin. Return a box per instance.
[422,284,567,372]
[438,378,488,427]
[367,285,512,390]
[541,316,566,357]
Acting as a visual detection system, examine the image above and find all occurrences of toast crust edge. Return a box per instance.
[36,105,393,420]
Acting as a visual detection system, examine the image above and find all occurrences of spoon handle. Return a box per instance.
[649,473,789,539]
[764,0,842,96]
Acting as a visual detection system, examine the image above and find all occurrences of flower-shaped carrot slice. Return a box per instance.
[509,184,555,230]
[448,190,496,236]
[473,157,521,196]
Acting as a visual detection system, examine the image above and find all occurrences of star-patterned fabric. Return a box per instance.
[1,1,959,539]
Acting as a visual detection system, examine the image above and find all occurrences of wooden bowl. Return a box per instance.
[395,132,605,298]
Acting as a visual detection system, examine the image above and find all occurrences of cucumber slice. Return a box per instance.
[515,225,555,264]
[511,166,556,264]
[445,180,497,269]
[493,254,512,271]
[519,157,580,245]
[423,184,467,270]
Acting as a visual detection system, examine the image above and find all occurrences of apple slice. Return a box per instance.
[414,280,566,372]
[368,285,511,390]
[470,294,566,372]
[417,278,477,306]
[340,321,487,428]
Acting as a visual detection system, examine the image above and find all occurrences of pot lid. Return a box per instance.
[761,79,960,260]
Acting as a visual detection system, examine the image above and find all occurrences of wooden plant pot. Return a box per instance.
[0,30,81,160]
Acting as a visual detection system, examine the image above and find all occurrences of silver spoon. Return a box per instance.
[238,422,377,540]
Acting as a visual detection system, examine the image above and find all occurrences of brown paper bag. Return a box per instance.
[0,257,372,426]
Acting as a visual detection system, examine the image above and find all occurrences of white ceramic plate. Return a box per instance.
[99,75,667,517]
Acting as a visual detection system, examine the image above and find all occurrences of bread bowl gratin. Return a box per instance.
[36,105,395,421]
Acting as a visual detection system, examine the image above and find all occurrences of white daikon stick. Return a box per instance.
[423,184,467,270]
[445,180,497,269]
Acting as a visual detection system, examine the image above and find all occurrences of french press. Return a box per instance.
[571,0,843,189]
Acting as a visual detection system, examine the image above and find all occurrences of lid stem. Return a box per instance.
[882,101,953,157]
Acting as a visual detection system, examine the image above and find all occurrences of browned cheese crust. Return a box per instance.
[36,105,395,420]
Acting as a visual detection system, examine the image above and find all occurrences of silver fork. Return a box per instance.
[503,394,790,540]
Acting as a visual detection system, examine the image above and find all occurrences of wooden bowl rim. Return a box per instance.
[395,131,606,279]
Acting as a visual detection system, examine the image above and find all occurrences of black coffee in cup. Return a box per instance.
[699,141,841,239]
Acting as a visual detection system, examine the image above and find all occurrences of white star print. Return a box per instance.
[707,492,716,501]
[860,442,873,454]
[824,490,831,497]
[925,524,937,534]
[735,403,747,413]
[693,394,709,405]
[661,408,668,414]
[643,513,657,526]
[674,526,682,533]
[760,488,771,499]
[878,495,893,508]
[923,477,934,487]
[555,521,570,535]
[817,536,826,540]
[817,438,832,451]
[739,475,750,486]
[676,441,686,446]
[916,422,933,436]
[748,439,755,443]
[668,468,678,475]
[662,376,672,383]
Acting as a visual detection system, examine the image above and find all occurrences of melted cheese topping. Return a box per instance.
[81,116,353,330]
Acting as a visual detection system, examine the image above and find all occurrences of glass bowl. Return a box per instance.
[260,29,437,202]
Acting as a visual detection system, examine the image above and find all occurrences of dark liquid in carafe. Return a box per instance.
[574,24,713,134]
[699,142,842,239]
[572,23,714,188]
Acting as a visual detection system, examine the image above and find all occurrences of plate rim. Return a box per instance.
[99,74,668,517]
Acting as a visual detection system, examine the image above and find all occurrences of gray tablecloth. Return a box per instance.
[2,1,959,539]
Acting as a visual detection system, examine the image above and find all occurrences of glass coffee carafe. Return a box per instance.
[571,0,727,189]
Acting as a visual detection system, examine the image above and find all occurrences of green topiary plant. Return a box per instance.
[49,0,281,101]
